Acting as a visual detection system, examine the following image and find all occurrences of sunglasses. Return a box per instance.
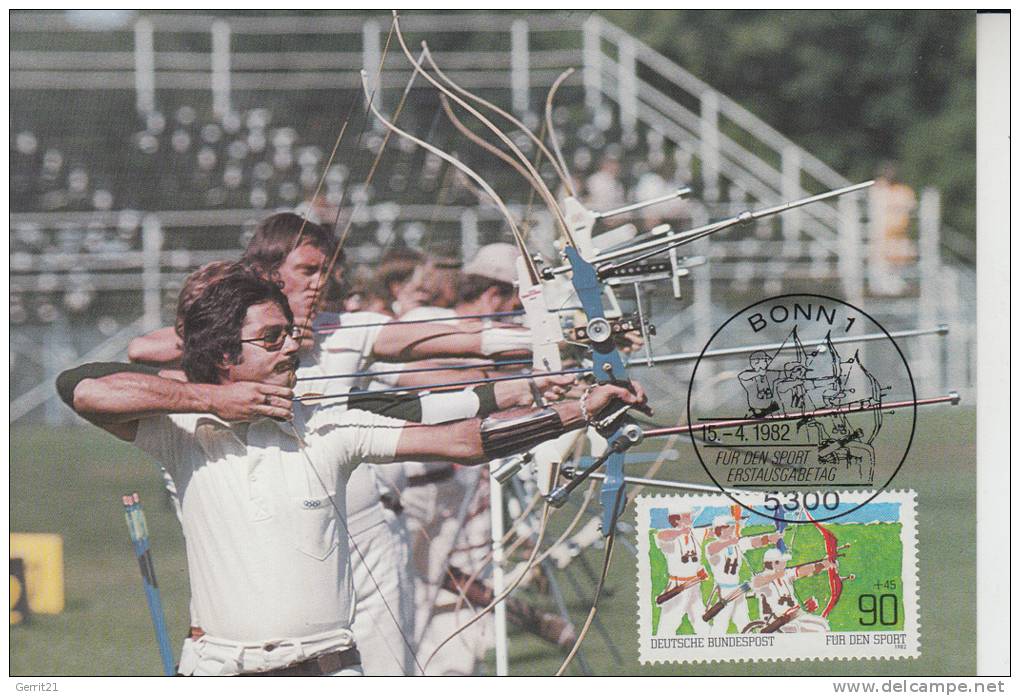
[240,325,301,351]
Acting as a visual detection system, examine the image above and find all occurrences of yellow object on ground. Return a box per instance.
[10,533,64,614]
[10,558,29,624]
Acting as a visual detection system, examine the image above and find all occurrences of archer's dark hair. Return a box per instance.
[457,274,515,304]
[241,212,340,275]
[175,261,243,338]
[181,268,294,384]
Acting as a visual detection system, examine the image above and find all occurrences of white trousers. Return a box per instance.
[783,612,831,633]
[403,473,492,675]
[350,510,416,675]
[658,586,709,636]
[709,591,750,635]
[178,628,360,676]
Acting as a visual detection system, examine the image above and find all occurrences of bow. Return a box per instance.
[332,16,955,674]
[804,508,846,618]
[362,14,589,671]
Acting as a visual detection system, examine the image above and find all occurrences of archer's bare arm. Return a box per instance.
[392,381,645,465]
[706,536,740,556]
[62,368,293,441]
[373,321,531,362]
[127,326,183,367]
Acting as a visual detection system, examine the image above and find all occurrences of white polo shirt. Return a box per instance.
[297,311,390,400]
[297,311,391,524]
[133,402,406,643]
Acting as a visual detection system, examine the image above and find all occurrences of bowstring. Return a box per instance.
[288,15,430,676]
[289,423,426,675]
[297,21,398,341]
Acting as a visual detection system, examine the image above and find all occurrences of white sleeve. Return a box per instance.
[132,414,194,479]
[317,311,389,363]
[319,409,408,476]
[419,389,480,424]
[368,362,405,388]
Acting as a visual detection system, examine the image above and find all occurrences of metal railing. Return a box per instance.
[10,11,975,422]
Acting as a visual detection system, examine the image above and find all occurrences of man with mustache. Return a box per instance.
[58,268,645,675]
[127,212,570,674]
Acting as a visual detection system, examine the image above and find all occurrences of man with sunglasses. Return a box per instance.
[125,213,573,674]
[58,268,646,675]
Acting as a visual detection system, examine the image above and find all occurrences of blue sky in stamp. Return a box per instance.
[648,501,904,529]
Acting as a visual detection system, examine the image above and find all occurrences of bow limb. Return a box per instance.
[544,68,578,198]
[424,50,572,193]
[805,508,843,617]
[359,71,532,267]
[440,94,548,205]
[415,42,571,238]
[390,13,572,246]
[554,480,623,676]
[360,40,560,670]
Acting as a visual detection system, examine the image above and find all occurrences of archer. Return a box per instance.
[653,511,710,635]
[703,514,783,635]
[745,548,835,634]
[57,267,648,675]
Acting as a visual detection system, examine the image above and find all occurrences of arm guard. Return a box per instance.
[56,362,161,408]
[346,383,499,423]
[480,408,570,460]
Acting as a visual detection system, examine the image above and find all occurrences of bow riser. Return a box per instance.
[563,245,630,534]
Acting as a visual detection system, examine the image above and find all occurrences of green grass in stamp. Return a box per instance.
[648,522,904,635]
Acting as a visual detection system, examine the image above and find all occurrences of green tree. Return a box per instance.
[604,10,975,238]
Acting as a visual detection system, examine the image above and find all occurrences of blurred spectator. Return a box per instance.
[868,161,917,295]
[585,146,626,212]
[361,247,428,317]
[632,160,689,230]
[421,254,462,309]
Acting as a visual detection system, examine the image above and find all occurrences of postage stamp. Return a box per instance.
[635,490,918,663]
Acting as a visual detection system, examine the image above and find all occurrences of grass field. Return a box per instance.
[10,405,975,676]
[647,522,907,634]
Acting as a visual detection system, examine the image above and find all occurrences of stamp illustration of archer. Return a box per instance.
[733,326,888,483]
[638,491,918,663]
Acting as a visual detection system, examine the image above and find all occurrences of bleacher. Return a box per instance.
[9,11,976,423]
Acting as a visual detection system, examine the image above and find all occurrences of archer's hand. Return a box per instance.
[534,374,577,402]
[616,330,645,354]
[205,382,294,422]
[584,380,648,416]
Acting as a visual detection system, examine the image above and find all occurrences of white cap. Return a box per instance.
[763,548,792,564]
[712,515,732,529]
[463,243,520,285]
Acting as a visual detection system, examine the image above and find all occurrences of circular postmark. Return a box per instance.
[686,293,916,523]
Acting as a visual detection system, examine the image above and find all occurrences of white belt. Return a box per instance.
[188,627,357,675]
